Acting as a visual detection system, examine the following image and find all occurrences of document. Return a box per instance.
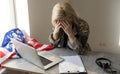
[59,55,86,74]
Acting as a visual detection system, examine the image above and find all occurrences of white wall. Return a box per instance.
[70,0,120,54]
[28,0,120,54]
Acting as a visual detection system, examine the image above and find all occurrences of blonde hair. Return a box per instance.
[51,2,80,26]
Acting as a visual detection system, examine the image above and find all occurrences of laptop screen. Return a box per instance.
[39,56,52,66]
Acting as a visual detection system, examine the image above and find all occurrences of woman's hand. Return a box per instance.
[53,21,61,40]
[60,20,72,35]
[60,20,75,43]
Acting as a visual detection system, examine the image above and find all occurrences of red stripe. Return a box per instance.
[42,45,54,51]
[0,51,5,58]
[34,43,43,49]
[8,52,16,59]
[24,37,54,51]
[31,39,38,43]
[0,64,2,68]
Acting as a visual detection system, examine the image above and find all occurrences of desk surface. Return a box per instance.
[81,51,120,74]
[2,48,78,74]
[2,48,120,74]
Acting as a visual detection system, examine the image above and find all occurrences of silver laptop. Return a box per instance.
[11,39,64,70]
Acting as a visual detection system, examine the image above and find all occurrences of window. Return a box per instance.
[14,0,30,36]
[0,0,30,45]
[0,0,15,45]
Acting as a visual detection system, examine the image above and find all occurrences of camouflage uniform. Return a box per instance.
[49,19,91,55]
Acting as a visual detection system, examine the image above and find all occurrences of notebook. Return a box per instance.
[11,39,64,70]
[59,55,87,74]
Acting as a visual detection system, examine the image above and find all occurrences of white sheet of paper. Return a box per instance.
[59,55,86,73]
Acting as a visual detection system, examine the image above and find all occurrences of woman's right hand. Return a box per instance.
[53,20,61,40]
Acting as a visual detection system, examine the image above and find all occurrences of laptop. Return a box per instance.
[11,39,64,70]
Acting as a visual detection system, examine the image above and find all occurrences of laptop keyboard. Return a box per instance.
[39,56,52,66]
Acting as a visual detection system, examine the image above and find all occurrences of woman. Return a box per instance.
[49,2,91,54]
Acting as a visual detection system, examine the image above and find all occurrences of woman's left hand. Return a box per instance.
[60,20,73,36]
[60,20,75,43]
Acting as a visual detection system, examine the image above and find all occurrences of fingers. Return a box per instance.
[54,19,72,34]
[60,20,72,30]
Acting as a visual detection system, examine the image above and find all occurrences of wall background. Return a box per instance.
[28,0,120,54]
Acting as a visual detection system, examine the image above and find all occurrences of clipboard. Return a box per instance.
[59,55,87,74]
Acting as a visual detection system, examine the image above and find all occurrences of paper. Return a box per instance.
[59,55,86,73]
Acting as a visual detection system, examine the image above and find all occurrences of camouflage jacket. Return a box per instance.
[49,19,91,54]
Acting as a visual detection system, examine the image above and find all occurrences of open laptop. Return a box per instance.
[11,39,64,70]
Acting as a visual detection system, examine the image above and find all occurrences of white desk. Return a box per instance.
[2,48,78,74]
[81,51,120,74]
[2,48,120,74]
[2,59,45,74]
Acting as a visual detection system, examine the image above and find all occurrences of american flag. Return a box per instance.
[24,37,54,51]
[0,28,24,68]
[0,38,54,68]
[0,28,54,68]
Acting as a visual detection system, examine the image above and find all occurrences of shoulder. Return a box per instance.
[78,18,88,26]
[75,18,89,30]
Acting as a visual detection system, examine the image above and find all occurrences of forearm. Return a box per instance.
[53,31,59,40]
[49,33,60,47]
[68,37,87,55]
[68,37,82,50]
[68,33,75,44]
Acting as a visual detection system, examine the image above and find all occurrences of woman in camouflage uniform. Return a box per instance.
[49,2,91,54]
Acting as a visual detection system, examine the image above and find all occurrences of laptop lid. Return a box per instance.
[11,39,63,69]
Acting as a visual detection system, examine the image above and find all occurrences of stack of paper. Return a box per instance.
[59,55,86,74]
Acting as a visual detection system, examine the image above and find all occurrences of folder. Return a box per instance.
[59,55,87,74]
